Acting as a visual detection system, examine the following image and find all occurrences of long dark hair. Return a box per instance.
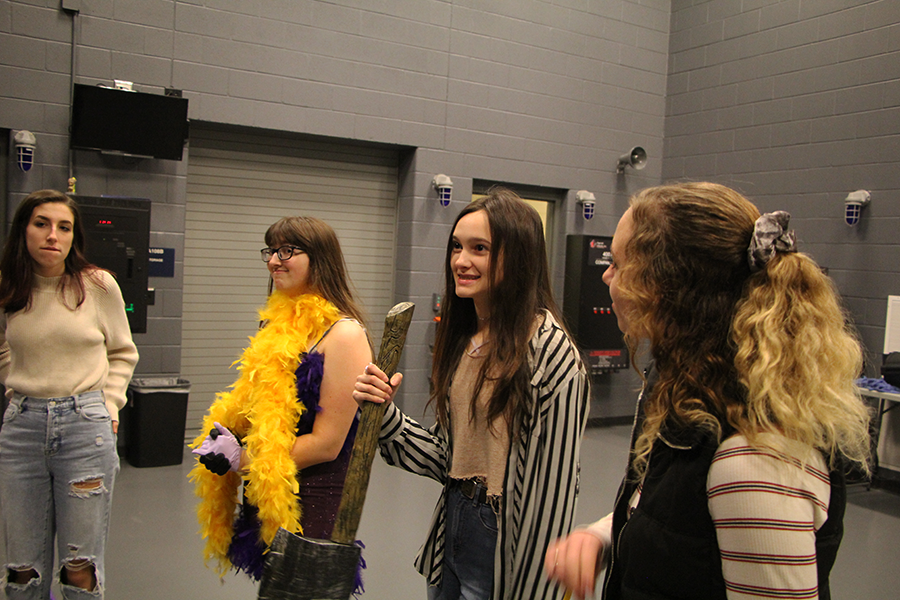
[264,216,367,327]
[431,187,566,438]
[0,189,95,313]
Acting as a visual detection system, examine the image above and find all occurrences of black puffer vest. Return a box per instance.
[602,418,846,600]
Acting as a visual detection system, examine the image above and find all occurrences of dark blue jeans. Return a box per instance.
[427,482,498,600]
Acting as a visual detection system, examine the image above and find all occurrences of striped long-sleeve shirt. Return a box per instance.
[590,433,831,600]
[377,311,590,600]
[708,435,831,600]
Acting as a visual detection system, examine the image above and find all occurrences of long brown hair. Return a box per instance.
[619,182,869,476]
[0,189,96,313]
[264,216,367,327]
[431,187,566,439]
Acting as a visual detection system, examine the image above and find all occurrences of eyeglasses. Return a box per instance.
[260,245,305,262]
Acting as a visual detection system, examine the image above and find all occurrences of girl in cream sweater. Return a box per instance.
[0,189,138,600]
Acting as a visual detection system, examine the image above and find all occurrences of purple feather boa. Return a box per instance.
[227,350,366,588]
[295,351,325,435]
[226,351,326,581]
[353,540,367,597]
[227,503,267,581]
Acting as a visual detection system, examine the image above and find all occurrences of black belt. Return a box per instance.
[453,478,501,511]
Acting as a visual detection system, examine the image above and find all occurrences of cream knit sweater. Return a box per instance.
[0,270,138,421]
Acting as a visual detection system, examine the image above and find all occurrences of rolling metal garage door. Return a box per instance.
[182,126,399,439]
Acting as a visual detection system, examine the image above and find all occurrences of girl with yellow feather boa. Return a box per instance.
[190,216,372,581]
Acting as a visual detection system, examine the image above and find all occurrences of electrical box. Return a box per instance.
[563,235,628,374]
[76,196,151,334]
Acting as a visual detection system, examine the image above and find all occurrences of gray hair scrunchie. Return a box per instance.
[748,211,797,272]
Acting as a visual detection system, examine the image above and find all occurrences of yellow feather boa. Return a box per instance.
[189,292,341,575]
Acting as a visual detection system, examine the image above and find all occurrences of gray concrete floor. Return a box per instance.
[3,424,899,599]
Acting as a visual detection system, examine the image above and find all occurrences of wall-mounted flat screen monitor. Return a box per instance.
[70,83,189,161]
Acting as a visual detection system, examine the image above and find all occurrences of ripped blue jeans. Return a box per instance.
[0,391,118,600]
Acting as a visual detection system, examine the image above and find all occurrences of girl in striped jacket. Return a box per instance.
[547,182,871,600]
[355,188,590,599]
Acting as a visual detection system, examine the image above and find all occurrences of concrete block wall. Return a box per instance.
[4,1,895,435]
[0,0,672,418]
[664,0,900,470]
[665,0,900,360]
[1,0,190,378]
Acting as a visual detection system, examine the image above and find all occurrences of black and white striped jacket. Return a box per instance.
[378,311,590,599]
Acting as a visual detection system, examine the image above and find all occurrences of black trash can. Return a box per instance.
[125,377,191,467]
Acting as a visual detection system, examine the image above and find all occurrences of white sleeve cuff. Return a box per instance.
[576,513,613,566]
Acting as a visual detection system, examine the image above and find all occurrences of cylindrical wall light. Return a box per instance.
[844,190,871,227]
[575,190,596,220]
[14,130,36,172]
[433,174,453,207]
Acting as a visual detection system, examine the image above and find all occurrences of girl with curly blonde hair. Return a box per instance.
[547,182,870,600]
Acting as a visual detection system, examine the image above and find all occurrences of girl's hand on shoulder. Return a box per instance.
[545,530,605,600]
[352,363,402,407]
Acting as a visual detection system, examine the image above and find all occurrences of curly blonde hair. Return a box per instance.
[618,182,870,477]
[732,252,870,471]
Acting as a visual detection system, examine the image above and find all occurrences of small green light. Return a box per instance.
[125,303,134,313]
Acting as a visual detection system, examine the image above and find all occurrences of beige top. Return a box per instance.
[0,271,139,421]
[448,343,510,497]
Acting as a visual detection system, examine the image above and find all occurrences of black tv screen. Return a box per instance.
[70,84,189,161]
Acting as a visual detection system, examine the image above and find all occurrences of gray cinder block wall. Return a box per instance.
[1,0,669,420]
[664,0,900,471]
[665,0,900,361]
[2,1,898,442]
